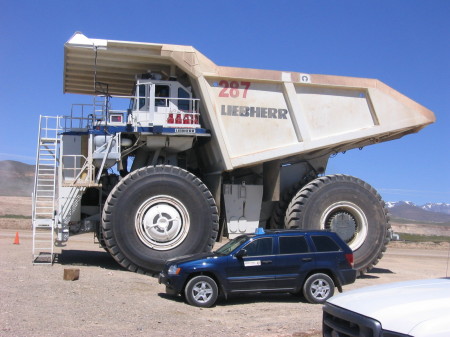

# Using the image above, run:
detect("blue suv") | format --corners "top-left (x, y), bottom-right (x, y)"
top-left (158, 229), bottom-right (356, 307)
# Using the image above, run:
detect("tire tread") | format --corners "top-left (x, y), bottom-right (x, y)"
top-left (102, 165), bottom-right (219, 275)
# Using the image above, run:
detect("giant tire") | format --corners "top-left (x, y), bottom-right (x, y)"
top-left (102, 165), bottom-right (219, 274)
top-left (269, 180), bottom-right (304, 229)
top-left (285, 174), bottom-right (390, 274)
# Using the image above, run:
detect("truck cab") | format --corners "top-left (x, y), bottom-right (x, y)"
top-left (104, 75), bottom-right (199, 131)
top-left (96, 74), bottom-right (201, 132)
top-left (131, 77), bottom-right (199, 128)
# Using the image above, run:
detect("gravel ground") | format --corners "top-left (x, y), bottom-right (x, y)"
top-left (1, 230), bottom-right (449, 337)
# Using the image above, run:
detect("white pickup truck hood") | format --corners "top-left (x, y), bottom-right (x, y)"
top-left (327, 278), bottom-right (450, 336)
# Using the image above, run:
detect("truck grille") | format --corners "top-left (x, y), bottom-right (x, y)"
top-left (322, 303), bottom-right (381, 337)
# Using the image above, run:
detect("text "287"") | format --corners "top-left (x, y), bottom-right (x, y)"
top-left (218, 80), bottom-right (251, 98)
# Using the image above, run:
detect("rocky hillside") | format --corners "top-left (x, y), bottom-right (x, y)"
top-left (0, 160), bottom-right (35, 197)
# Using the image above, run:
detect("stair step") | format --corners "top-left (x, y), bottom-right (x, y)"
top-left (33, 253), bottom-right (54, 264)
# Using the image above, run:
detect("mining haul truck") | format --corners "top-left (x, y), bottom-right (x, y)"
top-left (32, 32), bottom-right (435, 274)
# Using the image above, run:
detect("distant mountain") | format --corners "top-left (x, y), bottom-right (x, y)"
top-left (386, 201), bottom-right (450, 223)
top-left (0, 160), bottom-right (35, 197)
top-left (422, 203), bottom-right (450, 215)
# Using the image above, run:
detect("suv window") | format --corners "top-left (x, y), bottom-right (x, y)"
top-left (311, 235), bottom-right (341, 252)
top-left (244, 238), bottom-right (273, 256)
top-left (279, 236), bottom-right (309, 254)
top-left (215, 235), bottom-right (250, 255)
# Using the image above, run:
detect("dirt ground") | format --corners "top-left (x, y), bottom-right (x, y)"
top-left (0, 196), bottom-right (32, 231)
top-left (1, 196), bottom-right (449, 336)
top-left (0, 196), bottom-right (32, 217)
top-left (1, 229), bottom-right (449, 337)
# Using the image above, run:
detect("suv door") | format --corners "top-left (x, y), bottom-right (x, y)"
top-left (225, 237), bottom-right (278, 291)
top-left (275, 235), bottom-right (316, 290)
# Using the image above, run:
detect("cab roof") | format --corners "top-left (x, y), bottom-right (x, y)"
top-left (63, 32), bottom-right (216, 96)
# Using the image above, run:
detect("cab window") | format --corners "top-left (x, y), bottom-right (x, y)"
top-left (155, 85), bottom-right (170, 107)
top-left (178, 88), bottom-right (190, 111)
top-left (244, 238), bottom-right (273, 257)
top-left (138, 84), bottom-right (146, 110)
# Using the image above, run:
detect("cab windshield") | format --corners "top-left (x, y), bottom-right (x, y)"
top-left (214, 235), bottom-right (252, 255)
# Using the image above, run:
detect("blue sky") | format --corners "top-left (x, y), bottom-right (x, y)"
top-left (1, 1), bottom-right (449, 205)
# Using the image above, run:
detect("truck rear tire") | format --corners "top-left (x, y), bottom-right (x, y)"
top-left (102, 165), bottom-right (219, 274)
top-left (269, 180), bottom-right (303, 229)
top-left (285, 174), bottom-right (390, 274)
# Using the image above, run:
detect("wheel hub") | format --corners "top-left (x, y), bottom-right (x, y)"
top-left (193, 282), bottom-right (212, 303)
top-left (326, 211), bottom-right (357, 242)
top-left (311, 280), bottom-right (330, 299)
top-left (320, 201), bottom-right (368, 251)
top-left (136, 196), bottom-right (190, 250)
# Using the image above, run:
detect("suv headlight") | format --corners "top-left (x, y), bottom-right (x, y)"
top-left (168, 265), bottom-right (181, 275)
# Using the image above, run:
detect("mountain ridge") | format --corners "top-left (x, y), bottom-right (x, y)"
top-left (386, 201), bottom-right (450, 223)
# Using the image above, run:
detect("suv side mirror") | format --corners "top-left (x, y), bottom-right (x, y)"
top-left (235, 249), bottom-right (247, 259)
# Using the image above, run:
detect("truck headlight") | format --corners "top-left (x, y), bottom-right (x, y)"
top-left (168, 265), bottom-right (181, 275)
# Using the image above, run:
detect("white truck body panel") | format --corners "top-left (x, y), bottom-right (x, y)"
top-left (327, 278), bottom-right (450, 336)
top-left (64, 33), bottom-right (435, 172)
top-left (223, 184), bottom-right (263, 238)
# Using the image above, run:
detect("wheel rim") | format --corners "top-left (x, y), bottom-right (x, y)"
top-left (135, 195), bottom-right (190, 250)
top-left (192, 281), bottom-right (213, 304)
top-left (320, 201), bottom-right (368, 251)
top-left (310, 278), bottom-right (331, 299)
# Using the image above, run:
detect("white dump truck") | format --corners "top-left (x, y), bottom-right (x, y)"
top-left (32, 32), bottom-right (435, 274)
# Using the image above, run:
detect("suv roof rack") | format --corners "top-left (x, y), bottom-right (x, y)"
top-left (255, 228), bottom-right (332, 235)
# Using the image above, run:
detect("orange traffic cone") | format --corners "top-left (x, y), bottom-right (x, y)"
top-left (13, 232), bottom-right (20, 245)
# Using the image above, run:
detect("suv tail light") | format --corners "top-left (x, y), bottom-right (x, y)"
top-left (345, 253), bottom-right (354, 267)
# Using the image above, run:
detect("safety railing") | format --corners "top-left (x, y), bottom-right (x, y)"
top-left (61, 154), bottom-right (96, 186)
top-left (37, 115), bottom-right (62, 140)
top-left (62, 94), bottom-right (202, 131)
top-left (156, 97), bottom-right (201, 127)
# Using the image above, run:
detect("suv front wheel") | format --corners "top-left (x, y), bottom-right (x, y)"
top-left (184, 275), bottom-right (219, 308)
top-left (303, 273), bottom-right (335, 304)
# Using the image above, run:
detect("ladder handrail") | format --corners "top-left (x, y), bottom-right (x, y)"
top-left (32, 116), bottom-right (60, 221)
top-left (32, 115), bottom-right (61, 265)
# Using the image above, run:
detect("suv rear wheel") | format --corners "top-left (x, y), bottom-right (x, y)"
top-left (303, 273), bottom-right (335, 304)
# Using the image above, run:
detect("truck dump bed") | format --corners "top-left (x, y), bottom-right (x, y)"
top-left (64, 33), bottom-right (435, 171)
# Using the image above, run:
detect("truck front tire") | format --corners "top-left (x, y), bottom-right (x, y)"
top-left (102, 165), bottom-right (219, 274)
top-left (285, 174), bottom-right (390, 274)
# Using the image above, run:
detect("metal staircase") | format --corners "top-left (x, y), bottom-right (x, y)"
top-left (31, 100), bottom-right (120, 265)
top-left (32, 116), bottom-right (61, 264)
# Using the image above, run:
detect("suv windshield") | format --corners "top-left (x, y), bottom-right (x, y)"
top-left (215, 235), bottom-right (251, 255)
